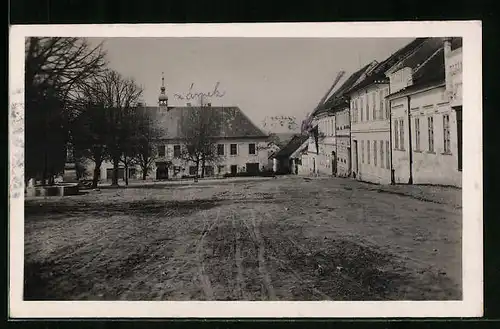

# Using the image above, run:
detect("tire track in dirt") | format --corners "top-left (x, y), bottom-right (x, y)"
top-left (122, 209), bottom-right (218, 299)
top-left (262, 213), bottom-right (333, 300)
top-left (193, 209), bottom-right (221, 300)
top-left (231, 212), bottom-right (245, 300)
top-left (250, 209), bottom-right (276, 300)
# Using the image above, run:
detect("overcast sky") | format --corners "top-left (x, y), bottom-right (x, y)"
top-left (89, 37), bottom-right (412, 133)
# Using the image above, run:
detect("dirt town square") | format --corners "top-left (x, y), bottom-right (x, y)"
top-left (25, 176), bottom-right (461, 300)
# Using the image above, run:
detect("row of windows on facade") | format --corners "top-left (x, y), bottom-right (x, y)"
top-left (393, 114), bottom-right (451, 154)
top-left (351, 88), bottom-right (390, 123)
top-left (360, 140), bottom-right (391, 169)
top-left (157, 143), bottom-right (257, 157)
top-left (181, 164), bottom-right (239, 175)
top-left (107, 164), bottom-right (244, 179)
top-left (317, 113), bottom-right (350, 137)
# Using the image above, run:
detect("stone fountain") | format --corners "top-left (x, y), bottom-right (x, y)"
top-left (26, 143), bottom-right (80, 197)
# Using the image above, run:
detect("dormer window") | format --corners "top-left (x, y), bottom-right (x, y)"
top-left (390, 67), bottom-right (413, 94)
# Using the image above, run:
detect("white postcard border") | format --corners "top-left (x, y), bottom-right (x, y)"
top-left (9, 21), bottom-right (483, 318)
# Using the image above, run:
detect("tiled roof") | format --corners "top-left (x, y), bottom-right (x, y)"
top-left (143, 106), bottom-right (268, 140)
top-left (316, 61), bottom-right (376, 114)
top-left (272, 134), bottom-right (309, 159)
top-left (386, 49), bottom-right (446, 97)
top-left (394, 38), bottom-right (444, 74)
top-left (412, 47), bottom-right (445, 85)
top-left (347, 38), bottom-right (429, 94)
top-left (386, 38), bottom-right (455, 97)
top-left (273, 132), bottom-right (296, 147)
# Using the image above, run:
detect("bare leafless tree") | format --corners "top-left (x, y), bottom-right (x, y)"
top-left (24, 37), bottom-right (107, 185)
top-left (134, 107), bottom-right (164, 180)
top-left (25, 37), bottom-right (107, 116)
top-left (71, 101), bottom-right (109, 188)
top-left (72, 69), bottom-right (143, 186)
top-left (178, 106), bottom-right (223, 182)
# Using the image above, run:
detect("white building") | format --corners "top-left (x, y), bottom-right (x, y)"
top-left (271, 134), bottom-right (309, 174)
top-left (386, 37), bottom-right (462, 187)
top-left (349, 38), bottom-right (428, 184)
top-left (318, 61), bottom-right (379, 177)
top-left (300, 78), bottom-right (340, 176)
top-left (90, 79), bottom-right (270, 182)
top-left (334, 107), bottom-right (352, 177)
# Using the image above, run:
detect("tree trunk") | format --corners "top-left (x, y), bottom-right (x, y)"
top-left (201, 157), bottom-right (206, 179)
top-left (112, 156), bottom-right (119, 186)
top-left (194, 160), bottom-right (199, 182)
top-left (142, 166), bottom-right (148, 180)
top-left (124, 161), bottom-right (129, 186)
top-left (92, 151), bottom-right (103, 188)
top-left (92, 162), bottom-right (101, 189)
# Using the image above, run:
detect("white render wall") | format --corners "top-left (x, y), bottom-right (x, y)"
top-left (335, 107), bottom-right (351, 177)
top-left (90, 138), bottom-right (269, 180)
top-left (300, 113), bottom-right (336, 176)
top-left (350, 83), bottom-right (392, 184)
top-left (391, 86), bottom-right (462, 187)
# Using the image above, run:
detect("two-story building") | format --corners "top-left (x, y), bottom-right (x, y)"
top-left (386, 37), bottom-right (462, 187)
top-left (300, 76), bottom-right (343, 176)
top-left (319, 61), bottom-right (378, 177)
top-left (151, 105), bottom-right (270, 179)
top-left (349, 38), bottom-right (427, 184)
top-left (94, 80), bottom-right (269, 181)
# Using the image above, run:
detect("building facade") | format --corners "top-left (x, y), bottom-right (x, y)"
top-left (347, 38), bottom-right (430, 184)
top-left (349, 82), bottom-right (392, 184)
top-left (301, 112), bottom-right (336, 175)
top-left (334, 106), bottom-right (352, 177)
top-left (153, 137), bottom-right (269, 178)
top-left (387, 37), bottom-right (462, 187)
top-left (271, 134), bottom-right (309, 174)
top-left (90, 133), bottom-right (269, 181)
top-left (88, 79), bottom-right (270, 182)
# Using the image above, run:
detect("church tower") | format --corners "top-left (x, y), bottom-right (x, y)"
top-left (158, 72), bottom-right (168, 109)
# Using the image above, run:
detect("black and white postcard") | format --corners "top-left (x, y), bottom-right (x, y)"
top-left (9, 22), bottom-right (483, 318)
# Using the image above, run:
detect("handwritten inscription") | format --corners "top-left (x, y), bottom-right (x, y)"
top-left (173, 82), bottom-right (226, 101)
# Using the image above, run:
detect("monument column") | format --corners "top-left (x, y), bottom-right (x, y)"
top-left (63, 142), bottom-right (78, 183)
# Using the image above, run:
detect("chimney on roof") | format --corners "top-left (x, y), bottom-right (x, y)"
top-left (443, 37), bottom-right (452, 57)
top-left (443, 37), bottom-right (453, 100)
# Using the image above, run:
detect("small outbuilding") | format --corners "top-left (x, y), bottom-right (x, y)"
top-left (271, 134), bottom-right (309, 174)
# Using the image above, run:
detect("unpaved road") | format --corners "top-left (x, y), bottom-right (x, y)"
top-left (24, 176), bottom-right (462, 300)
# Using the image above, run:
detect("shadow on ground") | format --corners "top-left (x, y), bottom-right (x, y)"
top-left (25, 199), bottom-right (220, 218)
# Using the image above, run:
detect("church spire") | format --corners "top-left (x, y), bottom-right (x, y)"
top-left (158, 71), bottom-right (168, 108)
